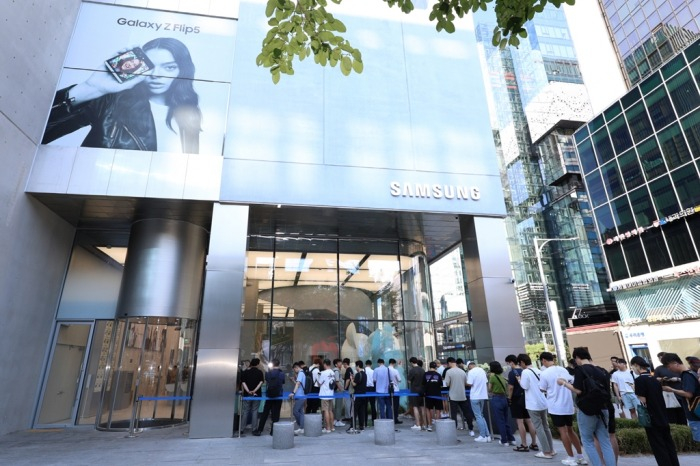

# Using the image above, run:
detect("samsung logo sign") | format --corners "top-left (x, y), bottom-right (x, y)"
top-left (390, 182), bottom-right (480, 200)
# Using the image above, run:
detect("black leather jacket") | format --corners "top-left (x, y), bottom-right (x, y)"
top-left (42, 86), bottom-right (199, 153)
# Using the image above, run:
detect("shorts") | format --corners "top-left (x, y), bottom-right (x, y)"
top-left (425, 396), bottom-right (443, 410)
top-left (321, 399), bottom-right (333, 412)
top-left (550, 414), bottom-right (573, 427)
top-left (409, 395), bottom-right (424, 409)
top-left (621, 392), bottom-right (639, 410)
top-left (510, 396), bottom-right (530, 419)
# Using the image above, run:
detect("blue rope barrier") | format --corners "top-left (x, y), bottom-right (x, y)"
top-left (241, 388), bottom-right (471, 401)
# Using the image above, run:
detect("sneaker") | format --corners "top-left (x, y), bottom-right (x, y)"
top-left (500, 442), bottom-right (510, 447)
top-left (321, 428), bottom-right (331, 433)
top-left (576, 458), bottom-right (588, 465)
top-left (474, 436), bottom-right (490, 443)
top-left (294, 429), bottom-right (304, 435)
top-left (561, 458), bottom-right (578, 466)
top-left (457, 426), bottom-right (465, 431)
top-left (534, 452), bottom-right (554, 459)
top-left (509, 441), bottom-right (518, 446)
top-left (395, 420), bottom-right (403, 424)
top-left (334, 420), bottom-right (345, 427)
top-left (411, 425), bottom-right (421, 430)
top-left (469, 430), bottom-right (475, 437)
top-left (426, 426), bottom-right (433, 432)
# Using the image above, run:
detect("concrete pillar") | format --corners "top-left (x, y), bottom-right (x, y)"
top-left (304, 413), bottom-right (322, 437)
top-left (374, 419), bottom-right (395, 445)
top-left (460, 216), bottom-right (524, 362)
top-left (272, 421), bottom-right (295, 449)
top-left (435, 418), bottom-right (458, 445)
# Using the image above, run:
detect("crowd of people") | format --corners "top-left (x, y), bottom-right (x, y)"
top-left (236, 349), bottom-right (700, 466)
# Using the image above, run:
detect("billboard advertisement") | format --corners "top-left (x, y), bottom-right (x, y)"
top-left (41, 3), bottom-right (237, 156)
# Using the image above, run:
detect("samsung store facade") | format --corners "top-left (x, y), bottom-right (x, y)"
top-left (2, 0), bottom-right (523, 438)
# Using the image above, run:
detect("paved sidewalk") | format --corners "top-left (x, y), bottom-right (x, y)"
top-left (1, 420), bottom-right (697, 465)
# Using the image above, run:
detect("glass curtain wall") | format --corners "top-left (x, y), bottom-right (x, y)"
top-left (241, 235), bottom-right (435, 391)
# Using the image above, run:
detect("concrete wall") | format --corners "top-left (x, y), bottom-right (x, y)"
top-left (0, 0), bottom-right (81, 435)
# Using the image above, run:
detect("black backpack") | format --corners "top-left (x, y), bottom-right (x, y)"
top-left (266, 368), bottom-right (284, 398)
top-left (302, 368), bottom-right (313, 394)
top-left (576, 365), bottom-right (610, 417)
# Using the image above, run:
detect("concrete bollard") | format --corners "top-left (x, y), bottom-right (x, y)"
top-left (272, 421), bottom-right (294, 449)
top-left (303, 413), bottom-right (322, 437)
top-left (374, 419), bottom-right (395, 446)
top-left (435, 419), bottom-right (458, 446)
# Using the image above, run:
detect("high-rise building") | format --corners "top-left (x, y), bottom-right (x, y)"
top-left (1, 1), bottom-right (525, 438)
top-left (598, 0), bottom-right (700, 87)
top-left (573, 35), bottom-right (700, 364)
top-left (473, 6), bottom-right (616, 344)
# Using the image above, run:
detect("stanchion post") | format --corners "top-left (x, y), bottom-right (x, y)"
top-left (127, 396), bottom-right (140, 438)
top-left (238, 391), bottom-right (243, 438)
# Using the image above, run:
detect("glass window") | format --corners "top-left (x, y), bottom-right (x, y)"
top-left (594, 204), bottom-right (617, 243)
top-left (611, 196), bottom-right (636, 232)
top-left (666, 69), bottom-right (700, 117)
top-left (576, 138), bottom-right (598, 174)
top-left (638, 137), bottom-right (667, 180)
top-left (618, 148), bottom-right (645, 190)
top-left (671, 163), bottom-right (700, 209)
top-left (649, 175), bottom-right (680, 218)
top-left (658, 123), bottom-right (692, 169)
top-left (691, 60), bottom-right (700, 90)
top-left (589, 115), bottom-right (605, 133)
top-left (608, 115), bottom-right (633, 154)
top-left (625, 101), bottom-right (654, 143)
top-left (604, 102), bottom-right (623, 121)
top-left (663, 220), bottom-right (698, 266)
top-left (660, 53), bottom-right (686, 80)
top-left (585, 170), bottom-right (608, 208)
top-left (601, 161), bottom-right (625, 199)
top-left (682, 108), bottom-right (700, 157)
top-left (574, 126), bottom-right (589, 145)
top-left (685, 39), bottom-right (700, 63)
top-left (591, 128), bottom-right (615, 164)
top-left (268, 319), bottom-right (339, 368)
top-left (621, 87), bottom-right (641, 108)
top-left (640, 70), bottom-right (662, 95)
top-left (340, 320), bottom-right (412, 371)
top-left (622, 237), bottom-right (650, 276)
top-left (685, 215), bottom-right (700, 257)
top-left (605, 243), bottom-right (629, 281)
top-left (629, 186), bottom-right (657, 227)
top-left (645, 86), bottom-right (676, 131)
top-left (641, 228), bottom-right (672, 271)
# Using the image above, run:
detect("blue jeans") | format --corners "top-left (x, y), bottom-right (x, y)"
top-left (471, 399), bottom-right (490, 437)
top-left (577, 409), bottom-right (615, 466)
top-left (491, 395), bottom-right (514, 443)
top-left (690, 420), bottom-right (700, 442)
top-left (377, 393), bottom-right (392, 419)
top-left (293, 398), bottom-right (305, 428)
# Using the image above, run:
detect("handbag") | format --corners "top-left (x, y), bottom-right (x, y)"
top-left (689, 396), bottom-right (700, 417)
top-left (637, 403), bottom-right (652, 428)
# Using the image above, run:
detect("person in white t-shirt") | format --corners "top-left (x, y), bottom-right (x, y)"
top-left (611, 359), bottom-right (639, 420)
top-left (517, 353), bottom-right (555, 459)
top-left (466, 361), bottom-right (491, 442)
top-left (318, 359), bottom-right (337, 433)
top-left (538, 352), bottom-right (586, 466)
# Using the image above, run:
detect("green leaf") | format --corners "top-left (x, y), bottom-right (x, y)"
top-left (444, 21), bottom-right (455, 33)
top-left (352, 59), bottom-right (363, 73)
top-left (341, 56), bottom-right (352, 75)
top-left (265, 0), bottom-right (276, 17)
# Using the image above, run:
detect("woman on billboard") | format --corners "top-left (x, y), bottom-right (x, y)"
top-left (42, 38), bottom-right (201, 154)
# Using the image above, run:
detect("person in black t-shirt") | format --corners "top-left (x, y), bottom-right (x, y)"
top-left (661, 352), bottom-right (700, 443)
top-left (505, 354), bottom-right (538, 452)
top-left (352, 360), bottom-right (368, 430)
top-left (240, 358), bottom-right (264, 432)
top-left (631, 356), bottom-right (680, 466)
top-left (655, 351), bottom-right (687, 425)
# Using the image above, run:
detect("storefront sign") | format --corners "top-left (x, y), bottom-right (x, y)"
top-left (609, 261), bottom-right (700, 291)
top-left (389, 182), bottom-right (481, 200)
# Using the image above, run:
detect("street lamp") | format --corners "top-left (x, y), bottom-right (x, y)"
top-left (534, 237), bottom-right (578, 367)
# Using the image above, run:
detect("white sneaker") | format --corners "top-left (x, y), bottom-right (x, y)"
top-left (294, 428), bottom-right (304, 435)
top-left (509, 441), bottom-right (517, 446)
top-left (334, 420), bottom-right (345, 427)
top-left (474, 436), bottom-right (490, 442)
top-left (576, 458), bottom-right (588, 465)
top-left (321, 428), bottom-right (331, 433)
top-left (562, 458), bottom-right (578, 466)
top-left (411, 425), bottom-right (421, 430)
top-left (469, 430), bottom-right (475, 437)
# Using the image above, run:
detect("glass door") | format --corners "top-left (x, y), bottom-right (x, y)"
top-left (35, 322), bottom-right (93, 427)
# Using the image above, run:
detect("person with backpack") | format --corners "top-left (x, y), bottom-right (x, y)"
top-left (252, 358), bottom-right (286, 436)
top-left (558, 347), bottom-right (616, 466)
top-left (306, 358), bottom-right (322, 414)
top-left (289, 361), bottom-right (306, 435)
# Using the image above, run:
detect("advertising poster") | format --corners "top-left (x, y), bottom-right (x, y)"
top-left (42, 3), bottom-right (237, 156)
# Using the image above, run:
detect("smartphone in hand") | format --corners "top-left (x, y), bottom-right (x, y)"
top-left (105, 47), bottom-right (154, 83)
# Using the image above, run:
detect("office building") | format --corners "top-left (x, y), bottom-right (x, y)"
top-left (1, 0), bottom-right (524, 438)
